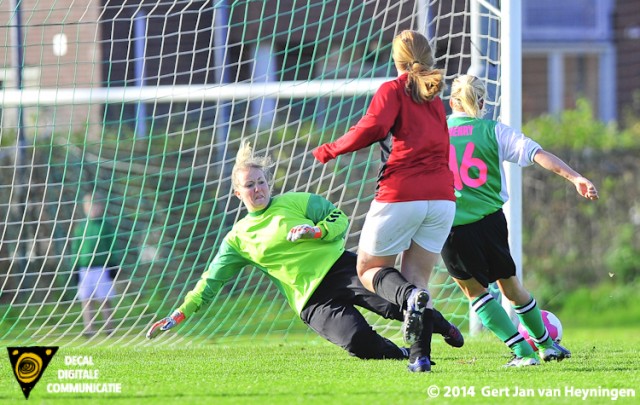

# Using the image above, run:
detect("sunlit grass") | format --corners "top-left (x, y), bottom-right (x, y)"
top-left (0, 327), bottom-right (637, 404)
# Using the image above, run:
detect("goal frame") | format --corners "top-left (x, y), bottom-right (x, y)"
top-left (0, 0), bottom-right (522, 342)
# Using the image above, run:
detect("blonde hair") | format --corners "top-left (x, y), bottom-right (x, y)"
top-left (450, 75), bottom-right (487, 118)
top-left (392, 30), bottom-right (445, 103)
top-left (231, 141), bottom-right (274, 191)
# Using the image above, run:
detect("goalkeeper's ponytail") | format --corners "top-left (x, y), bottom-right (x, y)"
top-left (231, 141), bottom-right (274, 191)
top-left (392, 30), bottom-right (445, 103)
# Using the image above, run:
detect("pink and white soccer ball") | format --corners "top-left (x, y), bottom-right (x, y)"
top-left (517, 310), bottom-right (563, 351)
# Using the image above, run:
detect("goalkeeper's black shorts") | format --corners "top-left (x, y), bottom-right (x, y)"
top-left (299, 251), bottom-right (406, 360)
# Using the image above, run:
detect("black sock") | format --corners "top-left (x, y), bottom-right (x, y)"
top-left (431, 309), bottom-right (451, 335)
top-left (409, 309), bottom-right (434, 361)
top-left (372, 267), bottom-right (415, 309)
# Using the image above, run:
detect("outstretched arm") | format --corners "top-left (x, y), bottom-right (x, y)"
top-left (533, 149), bottom-right (599, 200)
top-left (313, 82), bottom-right (400, 163)
top-left (147, 240), bottom-right (247, 339)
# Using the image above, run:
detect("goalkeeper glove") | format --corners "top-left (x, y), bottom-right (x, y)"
top-left (146, 310), bottom-right (186, 339)
top-left (286, 224), bottom-right (322, 242)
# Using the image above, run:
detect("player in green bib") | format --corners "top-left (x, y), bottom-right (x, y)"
top-left (147, 142), bottom-right (462, 362)
top-left (72, 194), bottom-right (121, 337)
top-left (442, 75), bottom-right (599, 367)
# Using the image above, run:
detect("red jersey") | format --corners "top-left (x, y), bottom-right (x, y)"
top-left (313, 73), bottom-right (455, 203)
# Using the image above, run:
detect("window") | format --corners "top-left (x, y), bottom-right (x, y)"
top-left (523, 0), bottom-right (613, 41)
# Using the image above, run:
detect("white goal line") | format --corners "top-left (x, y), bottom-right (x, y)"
top-left (0, 78), bottom-right (391, 107)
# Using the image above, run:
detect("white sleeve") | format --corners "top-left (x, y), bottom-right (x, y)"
top-left (495, 122), bottom-right (542, 167)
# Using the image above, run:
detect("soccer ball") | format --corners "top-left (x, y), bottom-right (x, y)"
top-left (517, 310), bottom-right (563, 351)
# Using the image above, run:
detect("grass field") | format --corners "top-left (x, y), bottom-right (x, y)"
top-left (1, 327), bottom-right (638, 404)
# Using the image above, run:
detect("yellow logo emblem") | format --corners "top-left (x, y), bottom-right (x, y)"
top-left (7, 347), bottom-right (58, 399)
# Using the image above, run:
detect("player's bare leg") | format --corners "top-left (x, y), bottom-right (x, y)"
top-left (81, 300), bottom-right (97, 338)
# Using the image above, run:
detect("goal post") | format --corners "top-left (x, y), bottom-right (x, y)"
top-left (500, 0), bottom-right (524, 324)
top-left (0, 0), bottom-right (519, 346)
top-left (465, 0), bottom-right (524, 333)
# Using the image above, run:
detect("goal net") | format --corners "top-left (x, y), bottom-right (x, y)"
top-left (0, 0), bottom-right (509, 346)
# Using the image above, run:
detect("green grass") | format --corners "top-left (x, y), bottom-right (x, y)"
top-left (1, 328), bottom-right (638, 404)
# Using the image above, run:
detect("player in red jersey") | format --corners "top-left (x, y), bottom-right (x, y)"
top-left (314, 30), bottom-right (458, 372)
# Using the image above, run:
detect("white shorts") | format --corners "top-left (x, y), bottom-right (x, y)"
top-left (358, 200), bottom-right (455, 256)
top-left (78, 267), bottom-right (115, 301)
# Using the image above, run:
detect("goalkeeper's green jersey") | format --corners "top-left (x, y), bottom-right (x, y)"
top-left (178, 192), bottom-right (349, 316)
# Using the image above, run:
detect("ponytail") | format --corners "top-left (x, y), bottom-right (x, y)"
top-left (450, 75), bottom-right (486, 118)
top-left (392, 30), bottom-right (445, 103)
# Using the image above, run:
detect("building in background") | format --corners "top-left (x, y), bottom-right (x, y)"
top-left (0, 0), bottom-right (101, 137)
top-left (1, 0), bottom-right (638, 136)
top-left (522, 0), bottom-right (616, 122)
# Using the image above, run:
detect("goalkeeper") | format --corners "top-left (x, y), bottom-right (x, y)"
top-left (147, 141), bottom-right (462, 360)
